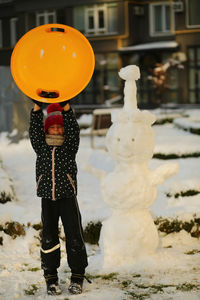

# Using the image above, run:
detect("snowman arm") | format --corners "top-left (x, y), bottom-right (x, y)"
top-left (151, 163), bottom-right (179, 185)
top-left (81, 163), bottom-right (106, 181)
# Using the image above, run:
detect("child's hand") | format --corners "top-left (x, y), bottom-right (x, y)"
top-left (59, 100), bottom-right (70, 107)
top-left (59, 100), bottom-right (70, 111)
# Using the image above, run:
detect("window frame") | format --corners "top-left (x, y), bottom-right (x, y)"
top-left (36, 10), bottom-right (57, 26)
top-left (186, 0), bottom-right (200, 28)
top-left (85, 4), bottom-right (108, 35)
top-left (149, 2), bottom-right (174, 37)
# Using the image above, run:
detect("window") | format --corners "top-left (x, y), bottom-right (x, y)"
top-left (0, 20), bottom-right (2, 48)
top-left (86, 5), bottom-right (107, 34)
top-left (187, 0), bottom-right (200, 27)
top-left (150, 2), bottom-right (173, 36)
top-left (74, 4), bottom-right (118, 35)
top-left (10, 17), bottom-right (18, 47)
top-left (188, 47), bottom-right (200, 103)
top-left (73, 6), bottom-right (85, 33)
top-left (36, 10), bottom-right (56, 26)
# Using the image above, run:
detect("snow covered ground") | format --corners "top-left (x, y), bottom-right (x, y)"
top-left (0, 107), bottom-right (200, 299)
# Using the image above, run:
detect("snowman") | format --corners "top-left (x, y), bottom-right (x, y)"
top-left (88, 65), bottom-right (178, 271)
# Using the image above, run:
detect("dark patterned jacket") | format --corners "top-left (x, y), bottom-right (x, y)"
top-left (29, 108), bottom-right (80, 200)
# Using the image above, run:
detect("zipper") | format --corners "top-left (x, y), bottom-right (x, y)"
top-left (36, 174), bottom-right (43, 190)
top-left (52, 147), bottom-right (56, 200)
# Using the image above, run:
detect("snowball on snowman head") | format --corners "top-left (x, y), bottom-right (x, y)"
top-left (118, 65), bottom-right (140, 81)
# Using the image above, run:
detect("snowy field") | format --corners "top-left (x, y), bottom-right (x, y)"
top-left (0, 107), bottom-right (200, 299)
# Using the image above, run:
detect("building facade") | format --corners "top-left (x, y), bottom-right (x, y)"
top-left (0, 0), bottom-right (200, 131)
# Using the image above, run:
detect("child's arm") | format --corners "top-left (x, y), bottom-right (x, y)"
top-left (29, 102), bottom-right (46, 153)
top-left (61, 103), bottom-right (80, 155)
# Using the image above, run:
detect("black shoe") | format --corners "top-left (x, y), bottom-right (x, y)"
top-left (46, 281), bottom-right (62, 295)
top-left (44, 272), bottom-right (61, 296)
top-left (68, 273), bottom-right (84, 295)
top-left (68, 281), bottom-right (83, 295)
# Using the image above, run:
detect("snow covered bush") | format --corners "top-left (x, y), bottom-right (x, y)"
top-left (3, 221), bottom-right (26, 239)
top-left (0, 162), bottom-right (16, 204)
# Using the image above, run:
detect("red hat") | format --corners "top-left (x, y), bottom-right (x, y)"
top-left (44, 103), bottom-right (63, 133)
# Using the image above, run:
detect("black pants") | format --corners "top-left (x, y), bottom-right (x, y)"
top-left (41, 196), bottom-right (88, 276)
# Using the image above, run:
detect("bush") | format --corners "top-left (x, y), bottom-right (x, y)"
top-left (153, 152), bottom-right (200, 159)
top-left (166, 189), bottom-right (200, 198)
top-left (4, 222), bottom-right (26, 239)
top-left (154, 217), bottom-right (200, 238)
top-left (0, 192), bottom-right (12, 204)
top-left (83, 221), bottom-right (102, 244)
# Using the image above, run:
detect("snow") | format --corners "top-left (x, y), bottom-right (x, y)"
top-left (0, 107), bottom-right (200, 299)
top-left (154, 124), bottom-right (200, 155)
top-left (77, 114), bottom-right (92, 129)
top-left (119, 41), bottom-right (179, 52)
top-left (174, 117), bottom-right (200, 130)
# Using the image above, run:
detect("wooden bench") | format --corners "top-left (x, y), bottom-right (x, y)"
top-left (90, 108), bottom-right (115, 148)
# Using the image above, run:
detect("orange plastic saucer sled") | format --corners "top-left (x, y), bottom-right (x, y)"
top-left (10, 24), bottom-right (95, 103)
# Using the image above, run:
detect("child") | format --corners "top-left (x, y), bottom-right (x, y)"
top-left (29, 100), bottom-right (88, 295)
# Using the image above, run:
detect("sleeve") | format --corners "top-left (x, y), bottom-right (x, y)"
top-left (62, 108), bottom-right (80, 155)
top-left (29, 109), bottom-right (46, 153)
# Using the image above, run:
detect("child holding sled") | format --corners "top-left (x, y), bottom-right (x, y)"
top-left (29, 99), bottom-right (88, 295)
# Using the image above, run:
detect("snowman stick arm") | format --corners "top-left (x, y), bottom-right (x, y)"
top-left (151, 163), bottom-right (179, 185)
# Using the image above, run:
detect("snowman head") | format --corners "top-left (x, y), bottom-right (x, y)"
top-left (106, 109), bottom-right (156, 164)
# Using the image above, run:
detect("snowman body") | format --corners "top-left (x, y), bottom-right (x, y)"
top-left (103, 164), bottom-right (157, 211)
top-left (100, 210), bottom-right (159, 268)
top-left (90, 65), bottom-right (178, 271)
top-left (99, 111), bottom-right (160, 268)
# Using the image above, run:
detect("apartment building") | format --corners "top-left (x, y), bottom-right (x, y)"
top-left (0, 0), bottom-right (199, 131)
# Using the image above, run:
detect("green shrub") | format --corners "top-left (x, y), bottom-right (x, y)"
top-left (154, 118), bottom-right (174, 125)
top-left (0, 192), bottom-right (12, 204)
top-left (24, 284), bottom-right (38, 295)
top-left (167, 189), bottom-right (200, 198)
top-left (83, 221), bottom-right (102, 244)
top-left (32, 223), bottom-right (42, 231)
top-left (154, 217), bottom-right (200, 237)
top-left (4, 222), bottom-right (26, 238)
top-left (153, 152), bottom-right (200, 159)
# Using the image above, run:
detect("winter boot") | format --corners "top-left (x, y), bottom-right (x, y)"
top-left (68, 273), bottom-right (92, 295)
top-left (68, 273), bottom-right (84, 295)
top-left (45, 274), bottom-right (62, 296)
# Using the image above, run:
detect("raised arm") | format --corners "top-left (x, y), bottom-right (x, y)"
top-left (61, 103), bottom-right (80, 155)
top-left (29, 102), bottom-right (46, 153)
